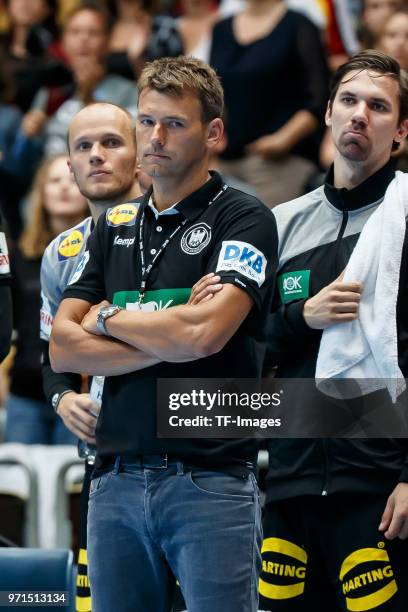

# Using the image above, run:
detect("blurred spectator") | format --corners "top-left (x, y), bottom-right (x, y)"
top-left (359, 0), bottom-right (402, 48)
top-left (107, 0), bottom-right (183, 79)
top-left (286, 0), bottom-right (326, 28)
top-left (0, 64), bottom-right (24, 240)
top-left (0, 203), bottom-right (12, 365)
top-left (0, 0), bottom-right (60, 111)
top-left (177, 0), bottom-right (218, 62)
top-left (21, 1), bottom-right (138, 156)
top-left (5, 154), bottom-right (87, 444)
top-left (377, 8), bottom-right (408, 68)
top-left (378, 9), bottom-right (408, 171)
top-left (210, 0), bottom-right (329, 207)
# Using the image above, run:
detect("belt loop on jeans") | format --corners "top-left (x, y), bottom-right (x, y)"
top-left (113, 456), bottom-right (121, 474)
top-left (176, 462), bottom-right (184, 476)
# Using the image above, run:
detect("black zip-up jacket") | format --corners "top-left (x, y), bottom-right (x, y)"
top-left (264, 160), bottom-right (408, 503)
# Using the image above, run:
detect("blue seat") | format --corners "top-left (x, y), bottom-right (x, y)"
top-left (0, 548), bottom-right (75, 611)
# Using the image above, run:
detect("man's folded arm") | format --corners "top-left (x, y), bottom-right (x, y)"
top-left (100, 283), bottom-right (253, 362)
top-left (50, 298), bottom-right (161, 375)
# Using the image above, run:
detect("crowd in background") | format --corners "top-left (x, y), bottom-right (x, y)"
top-left (1, 0), bottom-right (408, 444)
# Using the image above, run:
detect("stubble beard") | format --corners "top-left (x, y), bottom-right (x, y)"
top-left (337, 134), bottom-right (371, 163)
top-left (80, 180), bottom-right (134, 203)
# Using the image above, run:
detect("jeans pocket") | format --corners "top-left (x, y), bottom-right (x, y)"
top-left (188, 469), bottom-right (255, 500)
top-left (89, 471), bottom-right (112, 498)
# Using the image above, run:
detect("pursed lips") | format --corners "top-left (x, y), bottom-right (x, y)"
top-left (88, 170), bottom-right (111, 177)
top-left (344, 130), bottom-right (368, 140)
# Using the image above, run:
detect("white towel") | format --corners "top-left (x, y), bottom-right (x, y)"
top-left (316, 171), bottom-right (408, 402)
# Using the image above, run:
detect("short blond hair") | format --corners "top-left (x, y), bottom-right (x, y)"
top-left (138, 56), bottom-right (224, 123)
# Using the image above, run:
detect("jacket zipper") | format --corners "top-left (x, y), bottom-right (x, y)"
top-left (322, 209), bottom-right (349, 495)
top-left (321, 438), bottom-right (329, 495)
top-left (332, 210), bottom-right (349, 277)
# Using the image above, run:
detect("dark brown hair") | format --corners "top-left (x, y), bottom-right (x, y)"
top-left (138, 56), bottom-right (224, 123)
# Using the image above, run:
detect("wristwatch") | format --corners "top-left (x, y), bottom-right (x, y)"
top-left (51, 389), bottom-right (74, 413)
top-left (96, 304), bottom-right (122, 336)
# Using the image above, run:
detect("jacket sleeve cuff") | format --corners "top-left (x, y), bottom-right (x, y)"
top-left (285, 299), bottom-right (321, 337)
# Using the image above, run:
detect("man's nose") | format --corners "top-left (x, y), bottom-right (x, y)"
top-left (151, 123), bottom-right (165, 146)
top-left (351, 101), bottom-right (369, 125)
top-left (89, 142), bottom-right (105, 162)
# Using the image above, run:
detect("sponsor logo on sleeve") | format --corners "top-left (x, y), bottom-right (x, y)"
top-left (106, 203), bottom-right (138, 227)
top-left (278, 270), bottom-right (310, 304)
top-left (0, 232), bottom-right (10, 275)
top-left (58, 228), bottom-right (84, 260)
top-left (180, 223), bottom-right (211, 255)
top-left (216, 240), bottom-right (266, 287)
top-left (68, 251), bottom-right (90, 285)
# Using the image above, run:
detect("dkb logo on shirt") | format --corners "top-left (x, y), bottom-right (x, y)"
top-left (216, 240), bottom-right (267, 287)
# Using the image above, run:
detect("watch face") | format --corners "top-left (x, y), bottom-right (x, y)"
top-left (51, 393), bottom-right (59, 410)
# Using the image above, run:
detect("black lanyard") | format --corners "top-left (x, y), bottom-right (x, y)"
top-left (137, 184), bottom-right (228, 304)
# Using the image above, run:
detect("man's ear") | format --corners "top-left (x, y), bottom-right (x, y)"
top-left (394, 118), bottom-right (408, 145)
top-left (206, 118), bottom-right (224, 151)
top-left (67, 159), bottom-right (74, 176)
top-left (325, 101), bottom-right (332, 128)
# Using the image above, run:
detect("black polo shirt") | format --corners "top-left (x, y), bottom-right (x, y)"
top-left (63, 171), bottom-right (278, 468)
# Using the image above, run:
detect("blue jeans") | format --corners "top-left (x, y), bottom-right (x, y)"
top-left (88, 459), bottom-right (262, 612)
top-left (5, 393), bottom-right (77, 445)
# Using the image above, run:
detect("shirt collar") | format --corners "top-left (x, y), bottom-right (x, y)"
top-left (147, 198), bottom-right (180, 219)
top-left (324, 158), bottom-right (396, 211)
top-left (141, 171), bottom-right (226, 222)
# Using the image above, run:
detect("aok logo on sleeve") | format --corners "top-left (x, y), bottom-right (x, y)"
top-left (216, 240), bottom-right (267, 287)
top-left (278, 270), bottom-right (310, 303)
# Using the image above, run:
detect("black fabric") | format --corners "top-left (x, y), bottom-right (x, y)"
top-left (8, 246), bottom-right (45, 401)
top-left (63, 171), bottom-right (278, 466)
top-left (0, 285), bottom-right (12, 363)
top-left (259, 494), bottom-right (408, 611)
top-left (210, 9), bottom-right (329, 161)
top-left (41, 340), bottom-right (82, 408)
top-left (324, 159), bottom-right (397, 212)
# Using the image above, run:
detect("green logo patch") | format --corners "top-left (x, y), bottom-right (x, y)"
top-left (113, 288), bottom-right (191, 311)
top-left (278, 270), bottom-right (310, 304)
